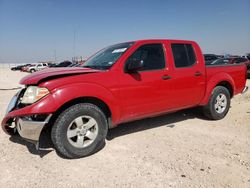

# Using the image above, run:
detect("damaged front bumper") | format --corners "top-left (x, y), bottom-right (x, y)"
top-left (16, 115), bottom-right (52, 142)
top-left (2, 88), bottom-right (55, 146)
top-left (2, 114), bottom-right (52, 145)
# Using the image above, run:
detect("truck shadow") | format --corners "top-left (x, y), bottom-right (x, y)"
top-left (8, 107), bottom-right (209, 158)
top-left (107, 107), bottom-right (208, 140)
top-left (9, 128), bottom-right (54, 158)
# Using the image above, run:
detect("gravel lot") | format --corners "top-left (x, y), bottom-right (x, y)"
top-left (0, 69), bottom-right (249, 188)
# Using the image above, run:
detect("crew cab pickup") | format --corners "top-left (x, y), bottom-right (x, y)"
top-left (2, 39), bottom-right (248, 158)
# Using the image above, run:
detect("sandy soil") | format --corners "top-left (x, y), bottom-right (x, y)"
top-left (0, 68), bottom-right (249, 188)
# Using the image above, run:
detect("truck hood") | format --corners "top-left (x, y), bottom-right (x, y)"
top-left (20, 67), bottom-right (104, 85)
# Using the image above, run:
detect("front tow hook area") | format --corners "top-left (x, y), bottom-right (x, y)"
top-left (16, 114), bottom-right (52, 149)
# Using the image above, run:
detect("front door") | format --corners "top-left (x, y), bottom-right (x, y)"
top-left (118, 43), bottom-right (174, 122)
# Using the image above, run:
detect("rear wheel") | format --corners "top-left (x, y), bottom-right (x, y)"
top-left (30, 69), bottom-right (35, 73)
top-left (202, 86), bottom-right (231, 120)
top-left (51, 103), bottom-right (108, 158)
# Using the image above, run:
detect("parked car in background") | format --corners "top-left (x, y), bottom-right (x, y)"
top-left (68, 61), bottom-right (86, 67)
top-left (228, 57), bottom-right (249, 64)
top-left (208, 58), bottom-right (229, 65)
top-left (27, 63), bottom-right (48, 73)
top-left (2, 39), bottom-right (248, 158)
top-left (204, 54), bottom-right (220, 65)
top-left (49, 61), bottom-right (72, 67)
top-left (21, 64), bottom-right (34, 72)
top-left (227, 57), bottom-right (250, 78)
top-left (247, 54), bottom-right (250, 60)
top-left (11, 64), bottom-right (31, 71)
top-left (241, 54), bottom-right (250, 60)
top-left (208, 57), bottom-right (250, 77)
top-left (68, 63), bottom-right (80, 67)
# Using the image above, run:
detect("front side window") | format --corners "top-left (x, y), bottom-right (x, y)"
top-left (82, 42), bottom-right (134, 70)
top-left (171, 44), bottom-right (196, 68)
top-left (126, 44), bottom-right (165, 71)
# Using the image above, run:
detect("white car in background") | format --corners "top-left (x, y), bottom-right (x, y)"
top-left (27, 63), bottom-right (48, 73)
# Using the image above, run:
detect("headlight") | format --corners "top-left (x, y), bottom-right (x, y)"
top-left (21, 86), bottom-right (49, 104)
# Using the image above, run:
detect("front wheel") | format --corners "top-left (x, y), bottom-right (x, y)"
top-left (51, 103), bottom-right (108, 159)
top-left (202, 86), bottom-right (231, 120)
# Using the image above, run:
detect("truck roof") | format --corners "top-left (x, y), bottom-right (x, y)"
top-left (134, 39), bottom-right (196, 44)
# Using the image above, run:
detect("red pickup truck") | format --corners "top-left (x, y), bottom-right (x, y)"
top-left (2, 39), bottom-right (248, 158)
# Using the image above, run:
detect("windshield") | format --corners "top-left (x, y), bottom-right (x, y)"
top-left (82, 42), bottom-right (134, 70)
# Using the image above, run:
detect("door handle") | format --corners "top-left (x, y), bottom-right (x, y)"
top-left (162, 75), bottom-right (171, 80)
top-left (194, 71), bottom-right (202, 76)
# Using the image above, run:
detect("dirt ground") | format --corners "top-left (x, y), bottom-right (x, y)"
top-left (0, 68), bottom-right (249, 188)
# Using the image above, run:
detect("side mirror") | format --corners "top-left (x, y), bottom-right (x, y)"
top-left (125, 59), bottom-right (144, 73)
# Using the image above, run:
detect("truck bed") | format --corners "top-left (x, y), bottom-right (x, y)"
top-left (206, 63), bottom-right (247, 95)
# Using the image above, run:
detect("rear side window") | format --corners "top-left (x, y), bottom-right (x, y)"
top-left (127, 44), bottom-right (165, 71)
top-left (171, 44), bottom-right (196, 68)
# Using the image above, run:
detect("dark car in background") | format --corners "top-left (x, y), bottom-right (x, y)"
top-left (49, 61), bottom-right (72, 67)
top-left (11, 64), bottom-right (31, 71)
top-left (228, 57), bottom-right (249, 64)
top-left (228, 57), bottom-right (250, 78)
top-left (207, 58), bottom-right (229, 65)
top-left (242, 54), bottom-right (250, 60)
top-left (208, 57), bottom-right (250, 78)
top-left (204, 54), bottom-right (220, 65)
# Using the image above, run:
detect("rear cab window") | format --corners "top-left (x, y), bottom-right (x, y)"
top-left (171, 43), bottom-right (197, 68)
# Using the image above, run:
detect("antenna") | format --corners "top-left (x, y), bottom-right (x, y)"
top-left (54, 50), bottom-right (57, 63)
top-left (73, 29), bottom-right (76, 59)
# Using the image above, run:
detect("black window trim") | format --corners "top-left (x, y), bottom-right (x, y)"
top-left (171, 43), bottom-right (197, 69)
top-left (124, 43), bottom-right (167, 73)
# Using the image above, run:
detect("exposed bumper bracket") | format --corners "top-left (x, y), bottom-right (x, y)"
top-left (16, 114), bottom-right (52, 142)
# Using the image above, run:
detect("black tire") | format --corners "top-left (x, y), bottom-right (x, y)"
top-left (30, 69), bottom-right (35, 73)
top-left (51, 103), bottom-right (108, 159)
top-left (202, 86), bottom-right (231, 120)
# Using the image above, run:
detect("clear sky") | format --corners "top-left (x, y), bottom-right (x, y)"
top-left (0, 0), bottom-right (250, 63)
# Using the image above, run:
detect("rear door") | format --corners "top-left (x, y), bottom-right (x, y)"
top-left (168, 42), bottom-right (206, 108)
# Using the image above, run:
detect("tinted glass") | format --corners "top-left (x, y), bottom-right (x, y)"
top-left (171, 44), bottom-right (196, 68)
top-left (186, 44), bottom-right (196, 65)
top-left (126, 44), bottom-right (165, 71)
